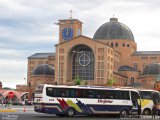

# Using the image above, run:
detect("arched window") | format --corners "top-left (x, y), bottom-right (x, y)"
top-left (72, 45), bottom-right (95, 80)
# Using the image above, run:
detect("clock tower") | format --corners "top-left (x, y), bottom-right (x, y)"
top-left (57, 18), bottom-right (83, 43)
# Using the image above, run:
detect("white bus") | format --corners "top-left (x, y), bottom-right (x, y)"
top-left (34, 84), bottom-right (141, 117)
top-left (138, 89), bottom-right (160, 115)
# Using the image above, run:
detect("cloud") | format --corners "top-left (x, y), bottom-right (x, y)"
top-left (0, 59), bottom-right (27, 88)
top-left (0, 0), bottom-right (160, 88)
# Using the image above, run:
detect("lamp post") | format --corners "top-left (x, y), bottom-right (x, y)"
top-left (23, 78), bottom-right (27, 110)
top-left (24, 78), bottom-right (27, 92)
top-left (54, 23), bottom-right (60, 85)
top-left (54, 22), bottom-right (65, 85)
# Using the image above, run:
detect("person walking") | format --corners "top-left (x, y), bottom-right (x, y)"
top-left (1, 99), bottom-right (4, 106)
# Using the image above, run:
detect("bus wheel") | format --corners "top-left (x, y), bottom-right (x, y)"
top-left (67, 108), bottom-right (75, 117)
top-left (143, 109), bottom-right (151, 115)
top-left (120, 109), bottom-right (128, 117)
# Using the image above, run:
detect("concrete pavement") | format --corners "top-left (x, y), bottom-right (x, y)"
top-left (0, 105), bottom-right (35, 114)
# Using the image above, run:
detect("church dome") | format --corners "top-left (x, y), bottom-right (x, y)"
top-left (93, 17), bottom-right (134, 41)
top-left (118, 65), bottom-right (137, 71)
top-left (142, 63), bottom-right (160, 75)
top-left (32, 64), bottom-right (55, 76)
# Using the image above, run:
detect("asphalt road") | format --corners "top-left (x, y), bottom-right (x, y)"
top-left (0, 105), bottom-right (160, 120)
top-left (0, 105), bottom-right (120, 120)
top-left (0, 113), bottom-right (121, 120)
top-left (1, 113), bottom-right (160, 120)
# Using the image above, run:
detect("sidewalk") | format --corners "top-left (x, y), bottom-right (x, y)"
top-left (0, 105), bottom-right (17, 113)
top-left (0, 105), bottom-right (35, 113)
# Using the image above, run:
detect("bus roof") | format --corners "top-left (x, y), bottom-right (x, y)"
top-left (42, 84), bottom-right (139, 92)
top-left (118, 86), bottom-right (159, 93)
top-left (137, 89), bottom-right (159, 93)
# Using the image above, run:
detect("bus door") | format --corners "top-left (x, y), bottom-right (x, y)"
top-left (131, 91), bottom-right (141, 115)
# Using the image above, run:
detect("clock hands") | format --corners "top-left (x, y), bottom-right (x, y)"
top-left (62, 27), bottom-right (73, 40)
top-left (66, 28), bottom-right (69, 36)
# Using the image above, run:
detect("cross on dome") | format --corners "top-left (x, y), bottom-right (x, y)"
top-left (70, 9), bottom-right (73, 19)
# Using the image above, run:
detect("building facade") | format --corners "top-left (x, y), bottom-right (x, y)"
top-left (24, 17), bottom-right (160, 95)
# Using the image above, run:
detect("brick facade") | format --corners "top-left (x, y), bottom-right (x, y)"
top-left (24, 17), bottom-right (160, 94)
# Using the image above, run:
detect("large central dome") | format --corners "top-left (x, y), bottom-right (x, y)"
top-left (93, 17), bottom-right (134, 41)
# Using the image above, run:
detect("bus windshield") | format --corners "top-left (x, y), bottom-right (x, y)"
top-left (35, 84), bottom-right (44, 94)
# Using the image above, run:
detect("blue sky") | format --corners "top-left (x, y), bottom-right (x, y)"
top-left (0, 0), bottom-right (160, 88)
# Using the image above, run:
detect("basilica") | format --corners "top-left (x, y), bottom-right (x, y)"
top-left (18, 16), bottom-right (160, 96)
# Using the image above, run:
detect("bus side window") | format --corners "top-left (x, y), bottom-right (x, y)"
top-left (76, 89), bottom-right (82, 98)
top-left (96, 90), bottom-right (102, 98)
top-left (61, 92), bottom-right (66, 97)
top-left (96, 90), bottom-right (105, 98)
top-left (82, 89), bottom-right (88, 98)
top-left (54, 88), bottom-right (59, 97)
top-left (60, 89), bottom-right (68, 97)
top-left (101, 90), bottom-right (106, 99)
top-left (106, 91), bottom-right (114, 99)
top-left (88, 90), bottom-right (94, 98)
top-left (69, 89), bottom-right (76, 98)
top-left (117, 91), bottom-right (130, 100)
top-left (46, 87), bottom-right (55, 97)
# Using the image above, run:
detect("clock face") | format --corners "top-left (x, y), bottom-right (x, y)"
top-left (62, 27), bottom-right (73, 40)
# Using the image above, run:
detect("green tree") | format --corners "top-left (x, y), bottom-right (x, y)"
top-left (3, 87), bottom-right (14, 90)
top-left (75, 75), bottom-right (81, 85)
top-left (107, 78), bottom-right (115, 86)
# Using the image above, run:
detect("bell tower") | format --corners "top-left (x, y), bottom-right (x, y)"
top-left (56, 10), bottom-right (83, 43)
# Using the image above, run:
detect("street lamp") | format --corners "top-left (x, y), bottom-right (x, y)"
top-left (24, 78), bottom-right (27, 92)
top-left (54, 22), bottom-right (65, 85)
top-left (23, 78), bottom-right (27, 108)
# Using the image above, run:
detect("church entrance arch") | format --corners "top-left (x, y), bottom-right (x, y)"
top-left (69, 45), bottom-right (95, 81)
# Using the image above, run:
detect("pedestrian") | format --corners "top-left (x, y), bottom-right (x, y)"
top-left (4, 99), bottom-right (7, 108)
top-left (1, 99), bottom-right (3, 106)
top-left (152, 105), bottom-right (158, 118)
top-left (5, 99), bottom-right (9, 108)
